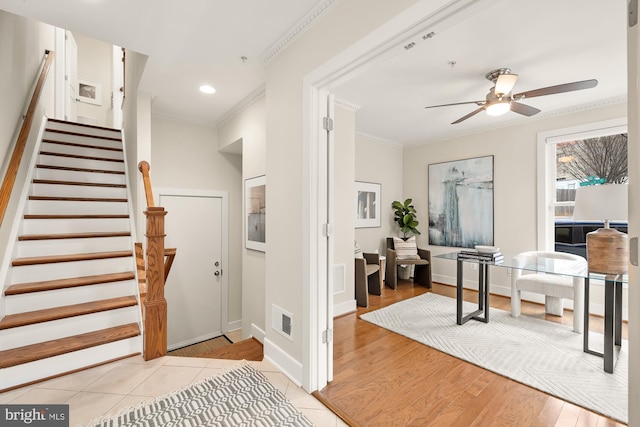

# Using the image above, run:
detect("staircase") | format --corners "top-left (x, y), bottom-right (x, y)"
top-left (0, 118), bottom-right (143, 391)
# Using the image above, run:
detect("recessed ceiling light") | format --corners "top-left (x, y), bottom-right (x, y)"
top-left (199, 84), bottom-right (216, 94)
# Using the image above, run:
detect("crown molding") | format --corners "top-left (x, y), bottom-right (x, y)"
top-left (151, 110), bottom-right (216, 128)
top-left (356, 131), bottom-right (403, 147)
top-left (404, 96), bottom-right (627, 148)
top-left (216, 85), bottom-right (266, 128)
top-left (261, 0), bottom-right (339, 65)
top-left (335, 98), bottom-right (361, 112)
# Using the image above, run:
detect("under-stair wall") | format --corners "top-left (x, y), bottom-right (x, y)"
top-left (0, 118), bottom-right (142, 391)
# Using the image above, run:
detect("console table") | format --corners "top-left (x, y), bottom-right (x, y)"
top-left (435, 251), bottom-right (627, 373)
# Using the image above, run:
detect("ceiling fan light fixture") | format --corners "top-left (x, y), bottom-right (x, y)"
top-left (495, 73), bottom-right (518, 96)
top-left (486, 101), bottom-right (511, 116)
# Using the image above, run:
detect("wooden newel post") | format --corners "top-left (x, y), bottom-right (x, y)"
top-left (143, 206), bottom-right (168, 360)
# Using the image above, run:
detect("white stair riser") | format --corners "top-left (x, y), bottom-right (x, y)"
top-left (38, 154), bottom-right (124, 172)
top-left (45, 121), bottom-right (121, 140)
top-left (0, 306), bottom-right (140, 350)
top-left (30, 183), bottom-right (127, 199)
top-left (21, 218), bottom-right (131, 235)
top-left (4, 279), bottom-right (138, 315)
top-left (15, 236), bottom-right (133, 258)
top-left (35, 168), bottom-right (126, 185)
top-left (10, 257), bottom-right (134, 283)
top-left (41, 142), bottom-right (124, 161)
top-left (42, 132), bottom-right (123, 151)
top-left (0, 336), bottom-right (141, 391)
top-left (25, 200), bottom-right (129, 215)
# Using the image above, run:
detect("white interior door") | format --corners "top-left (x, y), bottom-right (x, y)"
top-left (64, 30), bottom-right (77, 122)
top-left (160, 193), bottom-right (225, 350)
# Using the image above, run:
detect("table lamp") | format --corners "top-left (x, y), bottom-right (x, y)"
top-left (573, 183), bottom-right (628, 275)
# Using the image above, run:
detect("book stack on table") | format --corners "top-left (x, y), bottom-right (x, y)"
top-left (457, 249), bottom-right (504, 264)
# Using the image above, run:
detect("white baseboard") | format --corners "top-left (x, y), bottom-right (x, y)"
top-left (226, 319), bottom-right (242, 333)
top-left (334, 299), bottom-right (356, 317)
top-left (251, 323), bottom-right (265, 344)
top-left (263, 337), bottom-right (303, 387)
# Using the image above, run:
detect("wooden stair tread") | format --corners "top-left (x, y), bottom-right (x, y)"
top-left (24, 214), bottom-right (129, 219)
top-left (0, 296), bottom-right (138, 330)
top-left (42, 139), bottom-right (123, 152)
top-left (12, 250), bottom-right (133, 266)
top-left (47, 118), bottom-right (122, 134)
top-left (44, 128), bottom-right (122, 142)
top-left (39, 151), bottom-right (124, 163)
top-left (29, 196), bottom-right (127, 202)
top-left (37, 164), bottom-right (125, 175)
top-left (19, 231), bottom-right (131, 241)
top-left (0, 323), bottom-right (140, 369)
top-left (5, 272), bottom-right (136, 295)
top-left (32, 179), bottom-right (126, 188)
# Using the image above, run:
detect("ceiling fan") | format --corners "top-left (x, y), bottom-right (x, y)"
top-left (424, 68), bottom-right (598, 124)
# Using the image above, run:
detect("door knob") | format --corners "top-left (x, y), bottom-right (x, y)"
top-left (215, 261), bottom-right (220, 267)
top-left (214, 271), bottom-right (220, 276)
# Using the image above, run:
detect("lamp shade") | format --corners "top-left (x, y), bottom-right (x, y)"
top-left (573, 183), bottom-right (628, 223)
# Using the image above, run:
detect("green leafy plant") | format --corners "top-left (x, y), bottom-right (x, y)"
top-left (392, 199), bottom-right (420, 238)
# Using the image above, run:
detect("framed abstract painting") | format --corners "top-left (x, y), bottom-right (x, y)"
top-left (428, 155), bottom-right (494, 248)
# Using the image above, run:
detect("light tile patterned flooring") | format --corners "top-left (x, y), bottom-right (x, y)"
top-left (0, 356), bottom-right (346, 426)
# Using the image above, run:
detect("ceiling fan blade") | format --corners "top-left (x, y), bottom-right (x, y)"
top-left (510, 102), bottom-right (541, 117)
top-left (451, 106), bottom-right (485, 124)
top-left (514, 79), bottom-right (598, 99)
top-left (495, 73), bottom-right (518, 96)
top-left (425, 100), bottom-right (484, 109)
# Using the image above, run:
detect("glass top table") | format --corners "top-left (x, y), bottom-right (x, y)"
top-left (435, 250), bottom-right (626, 373)
top-left (435, 251), bottom-right (627, 283)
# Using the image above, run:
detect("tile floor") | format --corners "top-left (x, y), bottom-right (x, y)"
top-left (0, 355), bottom-right (347, 427)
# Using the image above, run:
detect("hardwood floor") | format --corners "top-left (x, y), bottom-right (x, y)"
top-left (315, 280), bottom-right (627, 427)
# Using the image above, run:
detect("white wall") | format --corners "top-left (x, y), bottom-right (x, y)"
top-left (355, 134), bottom-right (404, 255)
top-left (74, 33), bottom-right (113, 128)
top-left (404, 102), bottom-right (627, 312)
top-left (150, 117), bottom-right (243, 326)
top-left (218, 94), bottom-right (267, 339)
top-left (0, 10), bottom-right (56, 272)
top-left (265, 0), bottom-right (419, 381)
top-left (0, 10), bottom-right (55, 172)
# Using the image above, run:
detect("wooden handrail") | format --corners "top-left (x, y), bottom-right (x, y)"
top-left (138, 161), bottom-right (154, 207)
top-left (0, 50), bottom-right (55, 227)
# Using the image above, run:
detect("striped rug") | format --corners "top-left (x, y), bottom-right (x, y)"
top-left (85, 364), bottom-right (313, 426)
top-left (361, 293), bottom-right (628, 424)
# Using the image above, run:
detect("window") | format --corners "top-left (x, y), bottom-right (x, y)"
top-left (536, 118), bottom-right (627, 252)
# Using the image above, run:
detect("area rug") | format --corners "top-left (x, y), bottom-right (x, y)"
top-left (85, 364), bottom-right (313, 427)
top-left (360, 293), bottom-right (628, 423)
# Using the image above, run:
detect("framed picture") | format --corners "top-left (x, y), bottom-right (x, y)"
top-left (78, 79), bottom-right (102, 105)
top-left (355, 181), bottom-right (381, 228)
top-left (428, 155), bottom-right (494, 248)
top-left (245, 175), bottom-right (266, 252)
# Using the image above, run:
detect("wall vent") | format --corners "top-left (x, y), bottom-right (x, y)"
top-left (272, 304), bottom-right (293, 341)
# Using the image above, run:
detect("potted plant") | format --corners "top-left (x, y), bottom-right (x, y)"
top-left (391, 199), bottom-right (420, 238)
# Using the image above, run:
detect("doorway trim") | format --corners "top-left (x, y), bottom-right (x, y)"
top-left (300, 0), bottom-right (514, 392)
top-left (155, 187), bottom-right (230, 333)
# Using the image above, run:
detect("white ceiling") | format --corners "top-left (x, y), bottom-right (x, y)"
top-left (0, 0), bottom-right (328, 126)
top-left (333, 0), bottom-right (628, 145)
top-left (0, 0), bottom-right (628, 145)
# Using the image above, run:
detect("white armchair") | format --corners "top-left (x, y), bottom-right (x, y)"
top-left (510, 251), bottom-right (587, 333)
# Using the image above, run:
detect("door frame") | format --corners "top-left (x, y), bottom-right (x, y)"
top-left (155, 187), bottom-right (230, 334)
top-left (300, 0), bottom-right (527, 393)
